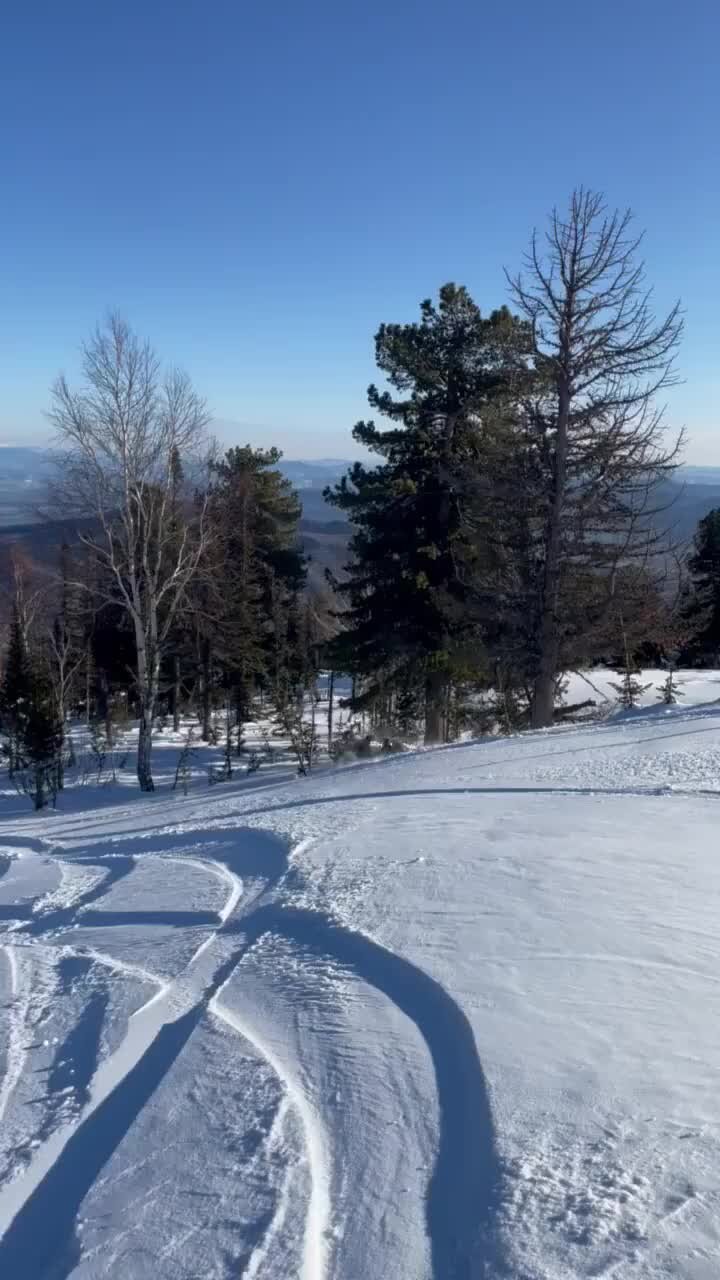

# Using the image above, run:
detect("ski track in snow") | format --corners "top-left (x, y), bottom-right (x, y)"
top-left (243, 1097), bottom-right (297, 1280)
top-left (0, 816), bottom-right (500, 1279)
top-left (0, 945), bottom-right (23, 1131)
top-left (4, 706), bottom-right (718, 1278)
top-left (0, 830), bottom-right (345, 1278)
top-left (210, 980), bottom-right (332, 1280)
top-left (0, 834), bottom-right (255, 1264)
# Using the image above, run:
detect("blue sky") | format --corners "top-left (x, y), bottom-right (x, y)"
top-left (2, 0), bottom-right (719, 460)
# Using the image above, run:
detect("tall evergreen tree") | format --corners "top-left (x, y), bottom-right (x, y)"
top-left (327, 284), bottom-right (529, 743)
top-left (0, 607), bottom-right (63, 808)
top-left (205, 446), bottom-right (306, 733)
top-left (165, 445), bottom-right (188, 732)
top-left (0, 603), bottom-right (33, 772)
top-left (22, 660), bottom-right (64, 809)
top-left (682, 509), bottom-right (720, 663)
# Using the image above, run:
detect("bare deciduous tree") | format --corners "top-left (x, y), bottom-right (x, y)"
top-left (0, 547), bottom-right (48, 643)
top-left (49, 315), bottom-right (211, 790)
top-left (508, 189), bottom-right (684, 727)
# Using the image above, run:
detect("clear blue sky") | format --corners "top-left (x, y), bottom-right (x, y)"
top-left (2, 0), bottom-right (718, 460)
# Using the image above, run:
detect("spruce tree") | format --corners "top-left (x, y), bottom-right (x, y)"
top-left (327, 284), bottom-right (528, 743)
top-left (23, 662), bottom-right (64, 809)
top-left (608, 619), bottom-right (652, 710)
top-left (682, 509), bottom-right (720, 664)
top-left (0, 613), bottom-right (62, 808)
top-left (0, 603), bottom-right (33, 773)
top-left (206, 446), bottom-right (306, 734)
top-left (657, 670), bottom-right (684, 705)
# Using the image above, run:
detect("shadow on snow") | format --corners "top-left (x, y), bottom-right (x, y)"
top-left (0, 825), bottom-right (508, 1277)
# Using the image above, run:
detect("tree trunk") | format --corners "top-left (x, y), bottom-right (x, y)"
top-left (53, 690), bottom-right (65, 791)
top-left (235, 682), bottom-right (249, 755)
top-left (224, 706), bottom-right (234, 777)
top-left (85, 643), bottom-right (92, 726)
top-left (424, 668), bottom-right (446, 745)
top-left (327, 670), bottom-right (335, 750)
top-left (135, 624), bottom-right (157, 791)
top-left (137, 704), bottom-right (155, 791)
top-left (309, 694), bottom-right (316, 771)
top-left (172, 654), bottom-right (181, 733)
top-left (34, 766), bottom-right (45, 811)
top-left (531, 642), bottom-right (560, 729)
top-left (96, 667), bottom-right (109, 735)
top-left (531, 377), bottom-right (570, 729)
top-left (200, 638), bottom-right (211, 740)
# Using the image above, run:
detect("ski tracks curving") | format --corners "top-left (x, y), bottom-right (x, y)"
top-left (0, 825), bottom-right (504, 1279)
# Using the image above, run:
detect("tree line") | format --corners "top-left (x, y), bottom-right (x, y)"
top-left (0, 319), bottom-right (329, 800)
top-left (1, 188), bottom-right (719, 805)
top-left (327, 189), bottom-right (698, 740)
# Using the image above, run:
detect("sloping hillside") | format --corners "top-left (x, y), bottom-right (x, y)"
top-left (1, 691), bottom-right (720, 1277)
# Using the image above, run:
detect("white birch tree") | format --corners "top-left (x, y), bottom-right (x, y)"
top-left (49, 315), bottom-right (211, 790)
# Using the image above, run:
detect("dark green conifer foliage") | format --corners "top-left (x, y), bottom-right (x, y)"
top-left (0, 603), bottom-right (33, 770)
top-left (0, 609), bottom-right (63, 808)
top-left (208, 446), bottom-right (306, 729)
top-left (682, 509), bottom-right (720, 663)
top-left (327, 284), bottom-right (528, 743)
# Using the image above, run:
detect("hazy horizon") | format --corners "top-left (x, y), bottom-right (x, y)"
top-left (1, 428), bottom-right (720, 471)
top-left (2, 406), bottom-right (719, 466)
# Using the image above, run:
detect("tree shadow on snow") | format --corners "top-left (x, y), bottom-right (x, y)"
top-left (0, 1006), bottom-right (203, 1280)
top-left (227, 903), bottom-right (509, 1279)
top-left (0, 829), bottom-right (511, 1278)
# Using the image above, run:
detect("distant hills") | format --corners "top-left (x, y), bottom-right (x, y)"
top-left (681, 466), bottom-right (720, 486)
top-left (0, 446), bottom-right (54, 526)
top-left (0, 447), bottom-right (349, 528)
top-left (1, 448), bottom-right (720, 586)
top-left (0, 447), bottom-right (351, 587)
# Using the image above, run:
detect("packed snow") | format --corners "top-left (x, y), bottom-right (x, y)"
top-left (1, 673), bottom-right (720, 1278)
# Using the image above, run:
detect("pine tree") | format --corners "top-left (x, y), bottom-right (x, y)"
top-left (327, 284), bottom-right (528, 744)
top-left (608, 621), bottom-right (652, 709)
top-left (166, 446), bottom-right (188, 732)
top-left (610, 666), bottom-right (652, 710)
top-left (657, 670), bottom-right (685, 705)
top-left (682, 509), bottom-right (720, 664)
top-left (23, 662), bottom-right (64, 809)
top-left (394, 675), bottom-right (424, 737)
top-left (0, 615), bottom-right (63, 808)
top-left (206, 446), bottom-right (306, 735)
top-left (0, 603), bottom-right (33, 773)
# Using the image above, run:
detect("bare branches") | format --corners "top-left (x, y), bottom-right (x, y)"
top-left (508, 189), bottom-right (683, 404)
top-left (506, 189), bottom-right (684, 726)
top-left (48, 315), bottom-right (211, 790)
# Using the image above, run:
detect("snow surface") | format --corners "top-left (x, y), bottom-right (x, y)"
top-left (1, 676), bottom-right (720, 1277)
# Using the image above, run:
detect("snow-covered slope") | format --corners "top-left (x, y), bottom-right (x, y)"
top-left (1, 697), bottom-right (720, 1278)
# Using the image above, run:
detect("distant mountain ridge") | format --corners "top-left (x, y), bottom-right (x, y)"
top-left (2, 446), bottom-right (720, 551)
top-left (0, 449), bottom-right (352, 588)
top-left (0, 448), bottom-right (350, 526)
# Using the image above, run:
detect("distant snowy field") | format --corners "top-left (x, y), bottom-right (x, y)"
top-left (1, 673), bottom-right (720, 1278)
top-left (563, 667), bottom-right (720, 711)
